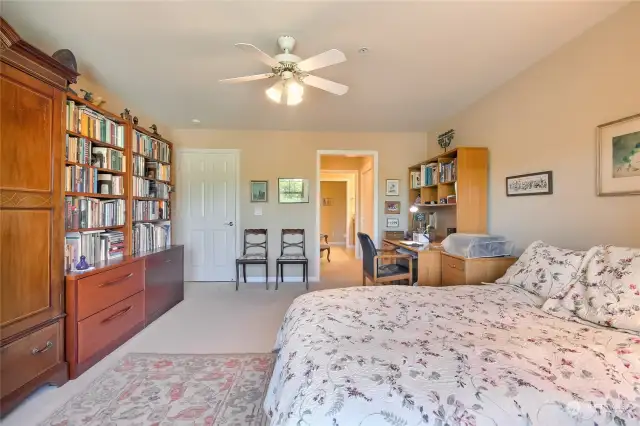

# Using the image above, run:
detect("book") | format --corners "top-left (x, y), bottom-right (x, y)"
top-left (133, 130), bottom-right (171, 162)
top-left (64, 196), bottom-right (125, 229)
top-left (133, 221), bottom-right (171, 254)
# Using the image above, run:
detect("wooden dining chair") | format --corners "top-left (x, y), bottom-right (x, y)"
top-left (276, 229), bottom-right (308, 290)
top-left (357, 232), bottom-right (413, 285)
top-left (236, 229), bottom-right (268, 290)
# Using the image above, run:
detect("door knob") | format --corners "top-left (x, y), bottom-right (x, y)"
top-left (224, 221), bottom-right (234, 226)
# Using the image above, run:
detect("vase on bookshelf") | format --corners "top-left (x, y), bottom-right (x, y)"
top-left (76, 255), bottom-right (89, 270)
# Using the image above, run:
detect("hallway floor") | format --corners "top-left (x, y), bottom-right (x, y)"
top-left (4, 252), bottom-right (364, 426)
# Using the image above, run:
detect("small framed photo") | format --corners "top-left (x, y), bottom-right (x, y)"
top-left (384, 201), bottom-right (401, 214)
top-left (250, 180), bottom-right (268, 202)
top-left (506, 171), bottom-right (553, 197)
top-left (597, 113), bottom-right (640, 196)
top-left (386, 217), bottom-right (400, 228)
top-left (385, 179), bottom-right (400, 196)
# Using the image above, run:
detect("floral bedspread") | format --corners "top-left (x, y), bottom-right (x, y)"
top-left (264, 285), bottom-right (640, 426)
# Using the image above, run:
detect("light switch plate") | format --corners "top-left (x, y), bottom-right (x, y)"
top-left (254, 206), bottom-right (263, 216)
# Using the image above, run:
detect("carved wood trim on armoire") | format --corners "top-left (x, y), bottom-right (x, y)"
top-left (0, 17), bottom-right (79, 415)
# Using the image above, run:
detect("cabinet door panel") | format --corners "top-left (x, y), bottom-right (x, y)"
top-left (0, 63), bottom-right (64, 341)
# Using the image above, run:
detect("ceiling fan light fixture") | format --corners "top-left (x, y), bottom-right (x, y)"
top-left (265, 81), bottom-right (283, 104)
top-left (286, 80), bottom-right (304, 106)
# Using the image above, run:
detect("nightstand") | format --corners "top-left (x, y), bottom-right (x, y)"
top-left (441, 253), bottom-right (517, 286)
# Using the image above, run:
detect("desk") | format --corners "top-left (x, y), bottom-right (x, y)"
top-left (382, 239), bottom-right (443, 286)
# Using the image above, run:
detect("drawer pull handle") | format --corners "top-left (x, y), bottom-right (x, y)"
top-left (449, 263), bottom-right (458, 269)
top-left (99, 273), bottom-right (133, 288)
top-left (31, 341), bottom-right (53, 355)
top-left (165, 259), bottom-right (172, 263)
top-left (101, 306), bottom-right (133, 324)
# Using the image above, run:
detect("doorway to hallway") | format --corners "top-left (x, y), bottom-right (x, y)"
top-left (316, 151), bottom-right (378, 282)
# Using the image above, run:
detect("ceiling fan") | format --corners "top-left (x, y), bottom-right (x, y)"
top-left (219, 36), bottom-right (348, 106)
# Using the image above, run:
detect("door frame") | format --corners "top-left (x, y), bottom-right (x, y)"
top-left (176, 149), bottom-right (242, 277)
top-left (316, 150), bottom-right (379, 274)
top-left (320, 170), bottom-right (358, 248)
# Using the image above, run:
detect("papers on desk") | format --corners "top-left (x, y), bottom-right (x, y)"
top-left (399, 240), bottom-right (423, 246)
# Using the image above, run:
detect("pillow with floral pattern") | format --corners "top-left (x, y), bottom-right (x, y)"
top-left (542, 245), bottom-right (640, 334)
top-left (495, 240), bottom-right (586, 301)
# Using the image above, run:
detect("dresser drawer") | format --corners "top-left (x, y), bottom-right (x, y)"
top-left (441, 254), bottom-right (467, 286)
top-left (76, 260), bottom-right (145, 321)
top-left (77, 292), bottom-right (144, 363)
top-left (0, 321), bottom-right (63, 398)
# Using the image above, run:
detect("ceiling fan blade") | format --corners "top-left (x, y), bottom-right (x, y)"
top-left (219, 73), bottom-right (275, 84)
top-left (302, 75), bottom-right (349, 96)
top-left (297, 49), bottom-right (346, 72)
top-left (235, 43), bottom-right (280, 68)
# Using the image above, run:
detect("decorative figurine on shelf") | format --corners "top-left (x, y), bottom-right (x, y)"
top-left (121, 108), bottom-right (132, 121)
top-left (79, 89), bottom-right (93, 102)
top-left (91, 97), bottom-right (106, 107)
top-left (150, 124), bottom-right (160, 136)
top-left (133, 116), bottom-right (139, 126)
top-left (52, 49), bottom-right (78, 95)
top-left (75, 255), bottom-right (90, 271)
top-left (437, 129), bottom-right (455, 152)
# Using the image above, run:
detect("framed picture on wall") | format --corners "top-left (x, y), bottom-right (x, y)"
top-left (506, 171), bottom-right (553, 197)
top-left (597, 113), bottom-right (640, 196)
top-left (386, 217), bottom-right (400, 228)
top-left (250, 180), bottom-right (268, 202)
top-left (384, 201), bottom-right (401, 214)
top-left (385, 179), bottom-right (400, 196)
top-left (278, 178), bottom-right (310, 203)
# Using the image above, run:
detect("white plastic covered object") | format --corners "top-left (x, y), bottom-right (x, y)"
top-left (442, 233), bottom-right (514, 258)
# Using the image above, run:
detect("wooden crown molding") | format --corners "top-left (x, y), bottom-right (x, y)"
top-left (1, 17), bottom-right (79, 86)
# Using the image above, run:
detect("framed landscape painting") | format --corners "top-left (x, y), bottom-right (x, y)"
top-left (278, 178), bottom-right (310, 203)
top-left (250, 181), bottom-right (268, 202)
top-left (597, 113), bottom-right (640, 196)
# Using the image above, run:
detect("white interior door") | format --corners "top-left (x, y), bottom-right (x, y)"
top-left (176, 151), bottom-right (237, 281)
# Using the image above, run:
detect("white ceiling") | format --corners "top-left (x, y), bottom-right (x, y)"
top-left (3, 1), bottom-right (626, 131)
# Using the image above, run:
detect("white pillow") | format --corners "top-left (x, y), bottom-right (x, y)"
top-left (496, 240), bottom-right (586, 302)
top-left (542, 245), bottom-right (640, 334)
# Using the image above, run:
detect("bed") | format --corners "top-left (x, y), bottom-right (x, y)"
top-left (264, 284), bottom-right (639, 426)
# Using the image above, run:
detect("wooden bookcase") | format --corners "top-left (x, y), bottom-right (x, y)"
top-left (408, 147), bottom-right (488, 235)
top-left (63, 95), bottom-right (175, 269)
top-left (129, 125), bottom-right (174, 255)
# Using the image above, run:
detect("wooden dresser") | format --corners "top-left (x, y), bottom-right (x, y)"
top-left (0, 18), bottom-right (78, 414)
top-left (65, 246), bottom-right (184, 379)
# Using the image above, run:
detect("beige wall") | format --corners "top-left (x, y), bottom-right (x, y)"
top-left (171, 130), bottom-right (427, 279)
top-left (70, 75), bottom-right (173, 138)
top-left (320, 182), bottom-right (348, 243)
top-left (427, 3), bottom-right (640, 251)
top-left (359, 156), bottom-right (375, 238)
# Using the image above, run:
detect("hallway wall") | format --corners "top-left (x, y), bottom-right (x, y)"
top-left (320, 182), bottom-right (348, 243)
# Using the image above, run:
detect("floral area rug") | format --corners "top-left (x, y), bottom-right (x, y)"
top-left (41, 353), bottom-right (275, 425)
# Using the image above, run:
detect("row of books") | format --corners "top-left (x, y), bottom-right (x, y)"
top-left (133, 157), bottom-right (171, 182)
top-left (64, 230), bottom-right (124, 271)
top-left (65, 165), bottom-right (124, 195)
top-left (65, 197), bottom-right (125, 230)
top-left (93, 147), bottom-right (125, 172)
top-left (410, 160), bottom-right (458, 188)
top-left (66, 101), bottom-right (125, 147)
top-left (65, 135), bottom-right (91, 165)
top-left (133, 177), bottom-right (170, 199)
top-left (133, 130), bottom-right (171, 163)
top-left (440, 159), bottom-right (457, 183)
top-left (133, 200), bottom-right (170, 221)
top-left (133, 222), bottom-right (171, 254)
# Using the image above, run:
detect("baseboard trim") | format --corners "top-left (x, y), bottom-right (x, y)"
top-left (244, 276), bottom-right (320, 283)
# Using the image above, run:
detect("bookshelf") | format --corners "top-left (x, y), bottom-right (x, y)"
top-left (130, 125), bottom-right (174, 255)
top-left (408, 147), bottom-right (488, 236)
top-left (63, 96), bottom-right (175, 270)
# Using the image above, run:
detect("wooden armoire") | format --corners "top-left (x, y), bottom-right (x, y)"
top-left (0, 18), bottom-right (79, 413)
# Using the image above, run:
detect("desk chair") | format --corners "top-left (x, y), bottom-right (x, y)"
top-left (236, 229), bottom-right (268, 290)
top-left (276, 229), bottom-right (309, 290)
top-left (357, 232), bottom-right (413, 285)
